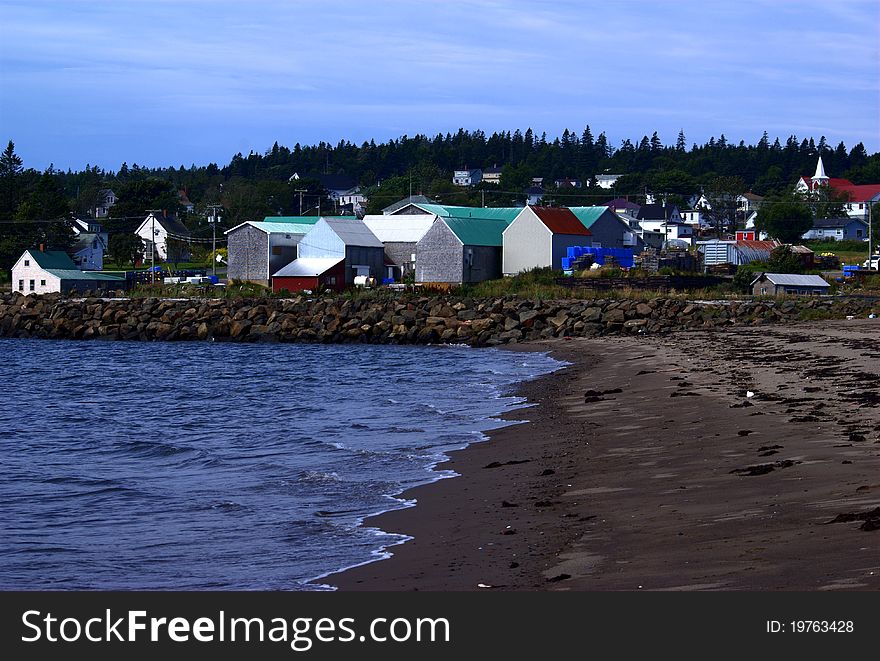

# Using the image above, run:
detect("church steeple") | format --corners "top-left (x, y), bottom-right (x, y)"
top-left (812, 156), bottom-right (829, 189)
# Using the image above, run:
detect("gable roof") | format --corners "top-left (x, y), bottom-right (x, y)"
top-left (528, 206), bottom-right (591, 235)
top-left (604, 198), bottom-right (641, 212)
top-left (442, 217), bottom-right (508, 246)
top-left (323, 217), bottom-right (383, 247)
top-left (262, 216), bottom-right (321, 225)
top-left (416, 204), bottom-right (521, 223)
top-left (27, 249), bottom-right (78, 270)
top-left (362, 214), bottom-right (436, 242)
top-left (568, 206), bottom-right (614, 229)
top-left (751, 273), bottom-right (830, 288)
top-left (811, 216), bottom-right (867, 229)
top-left (146, 212), bottom-right (190, 237)
top-left (235, 221), bottom-right (318, 236)
top-left (382, 195), bottom-right (437, 215)
top-left (636, 204), bottom-right (678, 221)
top-left (272, 256), bottom-right (344, 278)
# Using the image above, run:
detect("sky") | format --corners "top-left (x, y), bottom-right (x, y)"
top-left (1, 0), bottom-right (878, 172)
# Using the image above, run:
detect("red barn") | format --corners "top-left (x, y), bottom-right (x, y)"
top-left (272, 257), bottom-right (345, 293)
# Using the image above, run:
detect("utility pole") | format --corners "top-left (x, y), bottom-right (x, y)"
top-left (207, 204), bottom-right (222, 276)
top-left (294, 189), bottom-right (306, 216)
top-left (146, 209), bottom-right (162, 284)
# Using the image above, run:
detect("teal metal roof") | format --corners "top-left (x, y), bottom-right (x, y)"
top-left (28, 250), bottom-right (77, 270)
top-left (262, 216), bottom-right (321, 224)
top-left (46, 269), bottom-right (126, 281)
top-left (443, 217), bottom-right (508, 247)
top-left (568, 207), bottom-right (610, 229)
top-left (248, 222), bottom-right (316, 235)
top-left (416, 204), bottom-right (521, 223)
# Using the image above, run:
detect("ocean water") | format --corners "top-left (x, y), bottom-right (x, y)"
top-left (0, 338), bottom-right (563, 590)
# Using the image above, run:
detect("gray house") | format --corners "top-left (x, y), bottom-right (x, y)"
top-left (801, 217), bottom-right (868, 242)
top-left (569, 207), bottom-right (641, 249)
top-left (415, 216), bottom-right (509, 284)
top-left (277, 217), bottom-right (385, 289)
top-left (502, 206), bottom-right (592, 275)
top-left (225, 219), bottom-right (318, 286)
top-left (750, 272), bottom-right (830, 296)
top-left (362, 213), bottom-right (436, 280)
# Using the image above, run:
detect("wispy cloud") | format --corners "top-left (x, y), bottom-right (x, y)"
top-left (1, 0), bottom-right (876, 169)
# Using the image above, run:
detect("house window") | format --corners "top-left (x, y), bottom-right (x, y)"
top-left (29, 280), bottom-right (35, 291)
top-left (24, 259), bottom-right (29, 266)
top-left (857, 230), bottom-right (863, 237)
top-left (18, 279), bottom-right (23, 291)
top-left (329, 276), bottom-right (336, 285)
top-left (40, 279), bottom-right (46, 286)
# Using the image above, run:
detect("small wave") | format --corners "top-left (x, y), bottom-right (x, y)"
top-left (387, 426), bottom-right (425, 434)
top-left (299, 470), bottom-right (342, 484)
top-left (350, 423), bottom-right (369, 430)
top-left (116, 439), bottom-right (197, 458)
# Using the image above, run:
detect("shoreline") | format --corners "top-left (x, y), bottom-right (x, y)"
top-left (326, 320), bottom-right (880, 591)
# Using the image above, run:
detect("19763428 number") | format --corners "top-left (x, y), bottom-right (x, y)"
top-left (767, 620), bottom-right (854, 633)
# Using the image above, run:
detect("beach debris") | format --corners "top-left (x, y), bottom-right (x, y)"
top-left (869, 313), bottom-right (877, 319)
top-left (509, 562), bottom-right (520, 569)
top-left (477, 583), bottom-right (495, 589)
top-left (746, 391), bottom-right (755, 398)
top-left (826, 507), bottom-right (880, 531)
top-left (483, 459), bottom-right (531, 469)
top-left (737, 430), bottom-right (754, 436)
top-left (846, 315), bottom-right (855, 320)
top-left (539, 469), bottom-right (555, 476)
top-left (848, 432), bottom-right (867, 443)
top-left (546, 573), bottom-right (572, 583)
top-left (501, 500), bottom-right (519, 508)
top-left (502, 527), bottom-right (517, 535)
top-left (730, 459), bottom-right (800, 476)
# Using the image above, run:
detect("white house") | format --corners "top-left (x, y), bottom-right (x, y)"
top-left (482, 167), bottom-right (503, 185)
top-left (135, 212), bottom-right (191, 262)
top-left (70, 217), bottom-right (108, 270)
top-left (595, 174), bottom-right (622, 189)
top-left (11, 248), bottom-right (125, 295)
top-left (95, 189), bottom-right (116, 218)
top-left (802, 217), bottom-right (868, 242)
top-left (525, 186), bottom-right (544, 206)
top-left (453, 169), bottom-right (482, 186)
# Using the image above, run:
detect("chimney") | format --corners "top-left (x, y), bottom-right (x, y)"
top-left (39, 244), bottom-right (45, 252)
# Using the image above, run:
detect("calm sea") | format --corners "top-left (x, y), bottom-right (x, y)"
top-left (0, 338), bottom-right (563, 590)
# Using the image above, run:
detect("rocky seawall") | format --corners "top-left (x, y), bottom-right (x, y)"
top-left (0, 292), bottom-right (876, 346)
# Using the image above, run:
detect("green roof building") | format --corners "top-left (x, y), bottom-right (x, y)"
top-left (11, 249), bottom-right (125, 295)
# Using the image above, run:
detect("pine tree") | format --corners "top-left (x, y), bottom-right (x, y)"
top-left (676, 129), bottom-right (686, 152)
top-left (0, 140), bottom-right (24, 219)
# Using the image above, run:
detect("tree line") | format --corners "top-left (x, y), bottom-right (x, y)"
top-left (1, 127), bottom-right (879, 270)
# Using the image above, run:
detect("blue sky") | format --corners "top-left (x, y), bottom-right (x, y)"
top-left (1, 0), bottom-right (878, 171)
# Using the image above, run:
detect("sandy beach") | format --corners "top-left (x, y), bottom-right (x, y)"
top-left (327, 319), bottom-right (880, 591)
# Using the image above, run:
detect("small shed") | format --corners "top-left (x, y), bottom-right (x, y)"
top-left (225, 219), bottom-right (319, 286)
top-left (750, 272), bottom-right (830, 296)
top-left (272, 217), bottom-right (384, 292)
top-left (272, 257), bottom-right (345, 293)
top-left (502, 206), bottom-right (592, 275)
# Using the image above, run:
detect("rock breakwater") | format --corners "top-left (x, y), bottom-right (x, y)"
top-left (0, 292), bottom-right (875, 346)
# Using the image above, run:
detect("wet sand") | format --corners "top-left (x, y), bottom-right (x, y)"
top-left (327, 319), bottom-right (880, 590)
